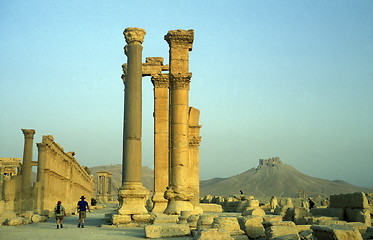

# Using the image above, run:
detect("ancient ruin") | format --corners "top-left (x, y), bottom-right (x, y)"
top-left (0, 129), bottom-right (94, 221)
top-left (118, 28), bottom-right (202, 217)
top-left (96, 171), bottom-right (113, 203)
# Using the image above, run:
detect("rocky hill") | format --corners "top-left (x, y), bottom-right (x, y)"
top-left (200, 157), bottom-right (372, 198)
top-left (89, 158), bottom-right (372, 198)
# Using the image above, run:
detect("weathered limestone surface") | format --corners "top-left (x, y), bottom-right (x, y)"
top-left (237, 215), bottom-right (265, 238)
top-left (144, 223), bottom-right (190, 238)
top-left (111, 214), bottom-right (132, 225)
top-left (330, 192), bottom-right (369, 209)
top-left (164, 29), bottom-right (196, 214)
top-left (211, 216), bottom-right (245, 236)
top-left (119, 27), bottom-right (149, 216)
top-left (310, 207), bottom-right (344, 220)
top-left (151, 71), bottom-right (170, 213)
top-left (345, 208), bottom-right (371, 226)
top-left (242, 207), bottom-right (266, 216)
top-left (264, 226), bottom-right (299, 240)
top-left (199, 203), bottom-right (223, 213)
top-left (311, 224), bottom-right (363, 240)
top-left (194, 228), bottom-right (234, 240)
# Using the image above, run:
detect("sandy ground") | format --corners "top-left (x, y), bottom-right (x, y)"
top-left (0, 206), bottom-right (193, 240)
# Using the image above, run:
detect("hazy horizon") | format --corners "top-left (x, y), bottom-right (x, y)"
top-left (1, 1), bottom-right (372, 188)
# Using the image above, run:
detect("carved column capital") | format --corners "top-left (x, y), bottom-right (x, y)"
top-left (21, 129), bottom-right (35, 139)
top-left (152, 74), bottom-right (169, 88)
top-left (36, 143), bottom-right (48, 151)
top-left (124, 28), bottom-right (146, 45)
top-left (170, 73), bottom-right (192, 90)
top-left (165, 29), bottom-right (194, 50)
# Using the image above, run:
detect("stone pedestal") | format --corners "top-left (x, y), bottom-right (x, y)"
top-left (1, 179), bottom-right (16, 218)
top-left (118, 27), bottom-right (149, 215)
top-left (164, 29), bottom-right (195, 214)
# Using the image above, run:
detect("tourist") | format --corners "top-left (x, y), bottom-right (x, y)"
top-left (54, 201), bottom-right (66, 229)
top-left (77, 196), bottom-right (90, 228)
top-left (308, 197), bottom-right (315, 209)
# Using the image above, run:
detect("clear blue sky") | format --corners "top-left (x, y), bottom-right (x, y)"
top-left (1, 1), bottom-right (372, 187)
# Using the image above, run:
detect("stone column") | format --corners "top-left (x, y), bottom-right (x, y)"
top-left (151, 73), bottom-right (169, 213)
top-left (118, 27), bottom-right (148, 215)
top-left (0, 179), bottom-right (16, 218)
top-left (21, 129), bottom-right (36, 212)
top-left (164, 29), bottom-right (196, 214)
top-left (36, 142), bottom-right (47, 213)
top-left (188, 107), bottom-right (202, 206)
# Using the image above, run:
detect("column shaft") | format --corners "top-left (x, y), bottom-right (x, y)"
top-left (21, 129), bottom-right (35, 190)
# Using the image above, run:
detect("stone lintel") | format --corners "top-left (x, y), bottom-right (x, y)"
top-left (165, 29), bottom-right (194, 50)
top-left (21, 129), bottom-right (36, 139)
top-left (124, 27), bottom-right (146, 45)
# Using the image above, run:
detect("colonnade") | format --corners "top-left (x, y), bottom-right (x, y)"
top-left (96, 171), bottom-right (113, 203)
top-left (119, 28), bottom-right (202, 216)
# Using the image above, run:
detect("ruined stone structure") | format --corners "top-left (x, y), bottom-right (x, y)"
top-left (96, 171), bottom-right (113, 203)
top-left (118, 28), bottom-right (202, 217)
top-left (0, 130), bottom-right (94, 218)
top-left (118, 27), bottom-right (149, 216)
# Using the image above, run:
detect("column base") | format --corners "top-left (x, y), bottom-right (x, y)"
top-left (164, 199), bottom-right (195, 215)
top-left (151, 192), bottom-right (168, 213)
top-left (118, 182), bottom-right (149, 215)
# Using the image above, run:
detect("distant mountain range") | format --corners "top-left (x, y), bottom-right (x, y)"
top-left (89, 158), bottom-right (372, 198)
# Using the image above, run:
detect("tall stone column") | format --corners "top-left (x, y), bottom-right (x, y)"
top-left (36, 142), bottom-right (47, 213)
top-left (21, 129), bottom-right (35, 212)
top-left (164, 29), bottom-right (196, 214)
top-left (118, 27), bottom-right (148, 215)
top-left (0, 179), bottom-right (17, 218)
top-left (151, 73), bottom-right (169, 213)
top-left (188, 107), bottom-right (202, 206)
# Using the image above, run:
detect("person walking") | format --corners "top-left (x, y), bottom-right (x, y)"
top-left (77, 196), bottom-right (90, 228)
top-left (54, 201), bottom-right (66, 229)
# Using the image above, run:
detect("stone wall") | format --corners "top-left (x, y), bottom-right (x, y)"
top-left (34, 135), bottom-right (94, 213)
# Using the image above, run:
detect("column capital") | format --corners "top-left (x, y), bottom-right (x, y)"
top-left (151, 74), bottom-right (169, 88)
top-left (189, 136), bottom-right (202, 146)
top-left (21, 129), bottom-right (35, 139)
top-left (165, 29), bottom-right (194, 50)
top-left (170, 73), bottom-right (192, 90)
top-left (124, 28), bottom-right (146, 45)
top-left (36, 143), bottom-right (48, 151)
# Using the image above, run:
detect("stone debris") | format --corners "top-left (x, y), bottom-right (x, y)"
top-left (144, 223), bottom-right (190, 238)
top-left (237, 215), bottom-right (265, 238)
top-left (194, 228), bottom-right (234, 240)
top-left (311, 224), bottom-right (363, 240)
top-left (211, 216), bottom-right (245, 236)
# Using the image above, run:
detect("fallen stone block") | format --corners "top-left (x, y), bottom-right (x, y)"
top-left (187, 215), bottom-right (199, 229)
top-left (310, 207), bottom-right (344, 220)
top-left (293, 207), bottom-right (312, 225)
top-left (199, 203), bottom-right (223, 213)
top-left (345, 222), bottom-right (367, 235)
top-left (263, 214), bottom-right (283, 222)
top-left (330, 192), bottom-right (369, 209)
top-left (242, 207), bottom-right (266, 216)
top-left (194, 228), bottom-right (233, 240)
top-left (311, 224), bottom-right (363, 240)
top-left (111, 214), bottom-right (131, 225)
top-left (151, 214), bottom-right (179, 224)
top-left (145, 223), bottom-right (190, 239)
top-left (265, 225), bottom-right (299, 239)
top-left (295, 225), bottom-right (311, 233)
top-left (263, 221), bottom-right (296, 228)
top-left (299, 229), bottom-right (313, 240)
top-left (362, 226), bottom-right (373, 239)
top-left (6, 217), bottom-right (25, 226)
top-left (31, 214), bottom-right (48, 223)
top-left (345, 208), bottom-right (371, 226)
top-left (132, 214), bottom-right (151, 222)
top-left (197, 214), bottom-right (218, 230)
top-left (273, 233), bottom-right (300, 240)
top-left (211, 216), bottom-right (245, 236)
top-left (237, 215), bottom-right (265, 238)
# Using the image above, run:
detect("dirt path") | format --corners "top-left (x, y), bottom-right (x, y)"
top-left (0, 206), bottom-right (194, 240)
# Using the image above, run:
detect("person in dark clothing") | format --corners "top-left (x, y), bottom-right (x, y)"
top-left (77, 196), bottom-right (90, 228)
top-left (54, 201), bottom-right (66, 229)
top-left (308, 198), bottom-right (315, 209)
